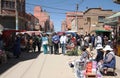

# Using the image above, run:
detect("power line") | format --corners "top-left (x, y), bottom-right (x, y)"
top-left (26, 9), bottom-right (66, 15)
top-left (26, 2), bottom-right (75, 12)
top-left (45, 0), bottom-right (68, 5)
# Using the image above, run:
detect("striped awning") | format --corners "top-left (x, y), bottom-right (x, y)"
top-left (104, 12), bottom-right (120, 25)
top-left (106, 12), bottom-right (120, 19)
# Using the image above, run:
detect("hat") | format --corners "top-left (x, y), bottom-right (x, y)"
top-left (96, 44), bottom-right (103, 49)
top-left (103, 45), bottom-right (113, 51)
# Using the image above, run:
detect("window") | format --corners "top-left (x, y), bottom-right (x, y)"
top-left (87, 17), bottom-right (91, 22)
top-left (86, 17), bottom-right (91, 25)
top-left (2, 1), bottom-right (15, 10)
top-left (98, 16), bottom-right (105, 23)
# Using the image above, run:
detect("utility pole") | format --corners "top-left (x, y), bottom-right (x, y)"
top-left (75, 4), bottom-right (79, 32)
top-left (15, 0), bottom-right (18, 30)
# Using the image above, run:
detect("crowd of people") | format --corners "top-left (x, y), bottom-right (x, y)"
top-left (68, 32), bottom-right (116, 76)
top-left (0, 31), bottom-right (116, 56)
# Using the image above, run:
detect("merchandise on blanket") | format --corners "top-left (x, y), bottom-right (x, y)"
top-left (75, 70), bottom-right (86, 78)
top-left (96, 70), bottom-right (102, 78)
top-left (86, 61), bottom-right (97, 74)
top-left (74, 60), bottom-right (85, 70)
top-left (92, 61), bottom-right (97, 73)
top-left (86, 62), bottom-right (92, 73)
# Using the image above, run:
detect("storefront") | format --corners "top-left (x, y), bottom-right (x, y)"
top-left (104, 12), bottom-right (120, 56)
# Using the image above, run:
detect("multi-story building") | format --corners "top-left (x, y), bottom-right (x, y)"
top-left (34, 6), bottom-right (54, 32)
top-left (65, 12), bottom-right (83, 30)
top-left (84, 8), bottom-right (115, 34)
top-left (25, 13), bottom-right (39, 31)
top-left (0, 0), bottom-right (26, 30)
top-left (61, 20), bottom-right (67, 31)
top-left (62, 8), bottom-right (115, 34)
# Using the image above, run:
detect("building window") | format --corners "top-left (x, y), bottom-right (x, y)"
top-left (86, 17), bottom-right (91, 25)
top-left (2, 1), bottom-right (15, 10)
top-left (98, 16), bottom-right (105, 23)
top-left (87, 17), bottom-right (91, 22)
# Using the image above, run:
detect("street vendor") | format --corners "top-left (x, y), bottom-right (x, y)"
top-left (95, 44), bottom-right (104, 63)
top-left (84, 43), bottom-right (93, 59)
top-left (68, 46), bottom-right (89, 78)
top-left (102, 45), bottom-right (116, 74)
top-left (80, 46), bottom-right (89, 62)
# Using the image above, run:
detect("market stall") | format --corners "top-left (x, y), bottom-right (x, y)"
top-left (70, 60), bottom-right (102, 78)
top-left (104, 12), bottom-right (120, 56)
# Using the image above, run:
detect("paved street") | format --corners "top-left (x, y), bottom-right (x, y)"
top-left (0, 51), bottom-right (120, 78)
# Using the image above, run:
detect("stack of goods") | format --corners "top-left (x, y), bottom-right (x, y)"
top-left (85, 61), bottom-right (97, 78)
top-left (92, 61), bottom-right (97, 74)
top-left (86, 62), bottom-right (92, 74)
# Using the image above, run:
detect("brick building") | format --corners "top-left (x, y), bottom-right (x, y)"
top-left (25, 13), bottom-right (39, 31)
top-left (61, 20), bottom-right (67, 31)
top-left (34, 6), bottom-right (54, 32)
top-left (0, 0), bottom-right (27, 30)
top-left (64, 12), bottom-right (83, 30)
top-left (61, 8), bottom-right (115, 34)
top-left (83, 8), bottom-right (115, 34)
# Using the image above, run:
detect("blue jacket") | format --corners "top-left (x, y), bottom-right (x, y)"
top-left (103, 52), bottom-right (116, 68)
top-left (52, 35), bottom-right (59, 44)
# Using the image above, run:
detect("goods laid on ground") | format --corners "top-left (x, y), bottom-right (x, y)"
top-left (85, 61), bottom-right (102, 78)
top-left (85, 61), bottom-right (97, 78)
top-left (70, 60), bottom-right (102, 78)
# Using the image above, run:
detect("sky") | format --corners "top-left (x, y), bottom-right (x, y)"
top-left (26, 0), bottom-right (120, 32)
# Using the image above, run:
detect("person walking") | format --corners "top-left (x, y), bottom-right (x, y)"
top-left (36, 35), bottom-right (42, 52)
top-left (48, 34), bottom-right (53, 54)
top-left (32, 33), bottom-right (37, 52)
top-left (13, 34), bottom-right (21, 58)
top-left (42, 33), bottom-right (48, 54)
top-left (52, 32), bottom-right (60, 54)
top-left (60, 33), bottom-right (67, 54)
